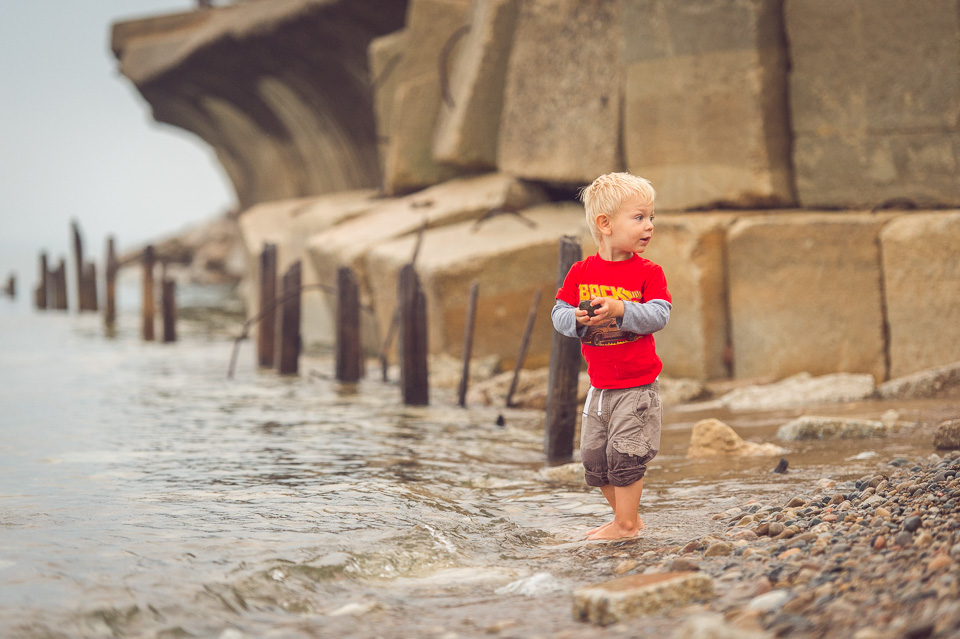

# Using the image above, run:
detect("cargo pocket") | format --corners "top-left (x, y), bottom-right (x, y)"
top-left (611, 386), bottom-right (660, 460)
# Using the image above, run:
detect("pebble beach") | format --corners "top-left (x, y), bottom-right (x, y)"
top-left (590, 450), bottom-right (960, 639)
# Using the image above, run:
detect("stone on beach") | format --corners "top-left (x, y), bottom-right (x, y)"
top-left (687, 419), bottom-right (786, 458)
top-left (572, 571), bottom-right (714, 625)
top-left (934, 419), bottom-right (960, 450)
top-left (670, 613), bottom-right (774, 639)
top-left (776, 416), bottom-right (914, 441)
top-left (717, 372), bottom-right (876, 412)
top-left (876, 361), bottom-right (960, 400)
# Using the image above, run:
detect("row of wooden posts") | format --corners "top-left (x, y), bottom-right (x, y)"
top-left (247, 235), bottom-right (583, 463)
top-left (29, 222), bottom-right (581, 463)
top-left (33, 221), bottom-right (178, 343)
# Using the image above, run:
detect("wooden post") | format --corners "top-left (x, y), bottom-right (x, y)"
top-left (83, 262), bottom-right (98, 312)
top-left (161, 278), bottom-right (177, 343)
top-left (36, 252), bottom-right (49, 310)
top-left (4, 273), bottom-right (15, 299)
top-left (257, 243), bottom-right (278, 368)
top-left (335, 266), bottom-right (362, 382)
top-left (505, 289), bottom-right (543, 408)
top-left (457, 282), bottom-right (480, 407)
top-left (71, 220), bottom-right (85, 312)
top-left (398, 264), bottom-right (428, 406)
top-left (52, 258), bottom-right (68, 310)
top-left (142, 245), bottom-right (156, 341)
top-left (276, 261), bottom-right (301, 375)
top-left (544, 235), bottom-right (582, 463)
top-left (105, 237), bottom-right (117, 326)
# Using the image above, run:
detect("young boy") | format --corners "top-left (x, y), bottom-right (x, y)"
top-left (551, 172), bottom-right (671, 540)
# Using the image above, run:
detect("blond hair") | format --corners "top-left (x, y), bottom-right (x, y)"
top-left (579, 172), bottom-right (656, 246)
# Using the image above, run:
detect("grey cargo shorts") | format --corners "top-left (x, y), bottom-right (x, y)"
top-left (580, 380), bottom-right (662, 487)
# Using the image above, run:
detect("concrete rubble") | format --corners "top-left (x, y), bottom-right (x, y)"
top-left (776, 416), bottom-right (917, 442)
top-left (572, 571), bottom-right (714, 625)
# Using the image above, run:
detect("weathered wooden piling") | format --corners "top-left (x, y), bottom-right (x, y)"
top-left (71, 220), bottom-right (86, 312)
top-left (142, 245), bottom-right (156, 341)
top-left (161, 278), bottom-right (177, 343)
top-left (397, 264), bottom-right (428, 406)
top-left (36, 252), bottom-right (49, 310)
top-left (335, 266), bottom-right (362, 383)
top-left (52, 258), bottom-right (68, 310)
top-left (257, 243), bottom-right (278, 368)
top-left (83, 262), bottom-right (98, 312)
top-left (544, 235), bottom-right (582, 463)
top-left (275, 261), bottom-right (301, 375)
top-left (4, 273), bottom-right (15, 299)
top-left (104, 237), bottom-right (117, 326)
top-left (457, 282), bottom-right (480, 407)
top-left (506, 289), bottom-right (543, 408)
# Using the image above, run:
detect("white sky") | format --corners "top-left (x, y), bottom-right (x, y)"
top-left (0, 1), bottom-right (235, 293)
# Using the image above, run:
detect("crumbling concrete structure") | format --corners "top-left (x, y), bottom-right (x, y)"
top-left (113, 0), bottom-right (960, 382)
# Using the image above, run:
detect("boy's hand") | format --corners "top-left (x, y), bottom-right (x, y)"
top-left (575, 297), bottom-right (625, 326)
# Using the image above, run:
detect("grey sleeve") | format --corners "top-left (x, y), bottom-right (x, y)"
top-left (619, 298), bottom-right (671, 335)
top-left (551, 299), bottom-right (587, 339)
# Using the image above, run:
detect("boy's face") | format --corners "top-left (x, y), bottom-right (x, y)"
top-left (602, 193), bottom-right (655, 258)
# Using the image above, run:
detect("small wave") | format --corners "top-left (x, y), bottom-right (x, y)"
top-left (494, 573), bottom-right (566, 596)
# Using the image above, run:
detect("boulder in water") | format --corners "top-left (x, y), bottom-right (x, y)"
top-left (776, 415), bottom-right (915, 441)
top-left (687, 419), bottom-right (785, 458)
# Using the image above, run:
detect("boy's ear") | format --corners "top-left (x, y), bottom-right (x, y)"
top-left (596, 213), bottom-right (613, 236)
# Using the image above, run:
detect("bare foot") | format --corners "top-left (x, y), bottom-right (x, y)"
top-left (585, 520), bottom-right (614, 537)
top-left (585, 518), bottom-right (644, 541)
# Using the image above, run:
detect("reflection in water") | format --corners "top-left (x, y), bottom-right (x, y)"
top-left (0, 299), bottom-right (947, 638)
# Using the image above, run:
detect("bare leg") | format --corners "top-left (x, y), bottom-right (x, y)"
top-left (587, 479), bottom-right (644, 540)
top-left (585, 484), bottom-right (617, 536)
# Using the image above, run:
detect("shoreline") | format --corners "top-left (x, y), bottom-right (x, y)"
top-left (572, 450), bottom-right (960, 638)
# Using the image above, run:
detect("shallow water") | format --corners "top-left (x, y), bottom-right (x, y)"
top-left (0, 289), bottom-right (950, 638)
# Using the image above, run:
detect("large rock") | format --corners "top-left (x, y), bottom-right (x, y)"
top-left (643, 213), bottom-right (741, 380)
top-left (433, 0), bottom-right (520, 170)
top-left (785, 0), bottom-right (960, 208)
top-left (877, 361), bottom-right (960, 400)
top-left (572, 572), bottom-right (714, 625)
top-left (776, 415), bottom-right (914, 441)
top-left (726, 213), bottom-right (892, 381)
top-left (623, 0), bottom-right (794, 210)
top-left (497, 0), bottom-right (622, 184)
top-left (364, 203), bottom-right (589, 368)
top-left (687, 419), bottom-right (785, 458)
top-left (237, 191), bottom-right (379, 351)
top-left (880, 212), bottom-right (960, 378)
top-left (378, 0), bottom-right (471, 194)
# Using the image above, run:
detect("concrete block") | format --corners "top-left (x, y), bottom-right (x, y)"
top-left (433, 0), bottom-right (521, 170)
top-left (881, 212), bottom-right (960, 378)
top-left (643, 213), bottom-right (741, 380)
top-left (623, 0), bottom-right (794, 210)
top-left (237, 191), bottom-right (378, 352)
top-left (786, 0), bottom-right (960, 207)
top-left (572, 571), bottom-right (714, 625)
top-left (379, 0), bottom-right (472, 194)
top-left (364, 203), bottom-right (590, 369)
top-left (383, 75), bottom-right (461, 194)
top-left (304, 174), bottom-right (548, 346)
top-left (497, 0), bottom-right (622, 185)
top-left (369, 29), bottom-right (408, 175)
top-left (727, 213), bottom-right (892, 381)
